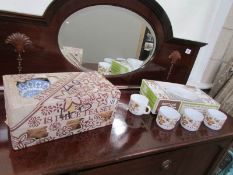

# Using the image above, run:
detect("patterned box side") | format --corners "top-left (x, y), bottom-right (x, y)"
top-left (3, 72), bottom-right (121, 150)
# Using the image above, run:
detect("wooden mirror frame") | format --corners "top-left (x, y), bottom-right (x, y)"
top-left (0, 0), bottom-right (206, 86)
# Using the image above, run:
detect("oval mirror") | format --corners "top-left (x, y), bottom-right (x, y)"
top-left (58, 5), bottom-right (156, 76)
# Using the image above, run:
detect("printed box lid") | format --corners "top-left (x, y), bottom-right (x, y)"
top-left (3, 72), bottom-right (121, 130)
top-left (142, 79), bottom-right (220, 106)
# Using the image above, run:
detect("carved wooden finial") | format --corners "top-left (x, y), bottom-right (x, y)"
top-left (166, 50), bottom-right (182, 80)
top-left (5, 32), bottom-right (32, 73)
top-left (169, 50), bottom-right (181, 64)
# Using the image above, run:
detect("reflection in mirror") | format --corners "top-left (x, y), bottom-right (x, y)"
top-left (58, 5), bottom-right (156, 76)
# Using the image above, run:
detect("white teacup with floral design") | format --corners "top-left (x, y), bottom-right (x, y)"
top-left (204, 109), bottom-right (227, 130)
top-left (180, 108), bottom-right (204, 131)
top-left (128, 94), bottom-right (151, 115)
top-left (98, 62), bottom-right (111, 75)
top-left (156, 106), bottom-right (181, 130)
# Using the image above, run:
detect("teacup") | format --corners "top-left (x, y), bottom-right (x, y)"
top-left (156, 106), bottom-right (181, 130)
top-left (204, 109), bottom-right (227, 130)
top-left (98, 62), bottom-right (111, 75)
top-left (180, 108), bottom-right (204, 131)
top-left (128, 94), bottom-right (151, 115)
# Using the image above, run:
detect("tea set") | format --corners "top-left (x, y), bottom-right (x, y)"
top-left (17, 78), bottom-right (227, 132)
top-left (128, 94), bottom-right (227, 131)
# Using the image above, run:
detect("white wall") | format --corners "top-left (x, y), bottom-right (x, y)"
top-left (185, 0), bottom-right (233, 88)
top-left (156, 0), bottom-right (221, 42)
top-left (201, 5), bottom-right (233, 87)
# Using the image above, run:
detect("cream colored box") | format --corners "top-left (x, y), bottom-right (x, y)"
top-left (140, 79), bottom-right (220, 114)
top-left (3, 72), bottom-right (121, 150)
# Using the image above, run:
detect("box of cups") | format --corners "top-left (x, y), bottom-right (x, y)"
top-left (140, 79), bottom-right (220, 114)
top-left (3, 72), bottom-right (121, 150)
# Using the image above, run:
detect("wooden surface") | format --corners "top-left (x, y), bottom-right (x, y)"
top-left (0, 0), bottom-right (205, 86)
top-left (0, 90), bottom-right (233, 175)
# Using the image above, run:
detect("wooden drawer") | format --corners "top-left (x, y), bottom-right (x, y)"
top-left (79, 149), bottom-right (186, 175)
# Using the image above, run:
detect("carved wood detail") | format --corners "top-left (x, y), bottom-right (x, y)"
top-left (166, 50), bottom-right (182, 81)
top-left (5, 33), bottom-right (32, 73)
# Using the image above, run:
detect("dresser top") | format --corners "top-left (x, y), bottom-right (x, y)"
top-left (0, 90), bottom-right (233, 175)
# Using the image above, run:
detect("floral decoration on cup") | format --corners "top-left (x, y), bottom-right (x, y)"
top-left (180, 108), bottom-right (204, 131)
top-left (128, 94), bottom-right (151, 116)
top-left (156, 106), bottom-right (180, 130)
top-left (204, 109), bottom-right (227, 130)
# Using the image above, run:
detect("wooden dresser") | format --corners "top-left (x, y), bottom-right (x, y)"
top-left (0, 90), bottom-right (233, 175)
top-left (0, 1), bottom-right (230, 174)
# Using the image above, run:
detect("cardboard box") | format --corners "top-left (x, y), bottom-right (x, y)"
top-left (3, 72), bottom-right (121, 150)
top-left (140, 79), bottom-right (220, 114)
top-left (111, 60), bottom-right (131, 75)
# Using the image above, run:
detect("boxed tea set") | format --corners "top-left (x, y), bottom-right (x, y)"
top-left (3, 72), bottom-right (121, 150)
top-left (140, 79), bottom-right (220, 114)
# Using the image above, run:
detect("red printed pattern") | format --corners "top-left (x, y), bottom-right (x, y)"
top-left (11, 72), bottom-right (120, 150)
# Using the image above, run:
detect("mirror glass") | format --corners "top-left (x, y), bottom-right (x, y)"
top-left (58, 5), bottom-right (156, 75)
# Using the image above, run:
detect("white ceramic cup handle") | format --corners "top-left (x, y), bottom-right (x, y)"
top-left (144, 105), bottom-right (151, 114)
